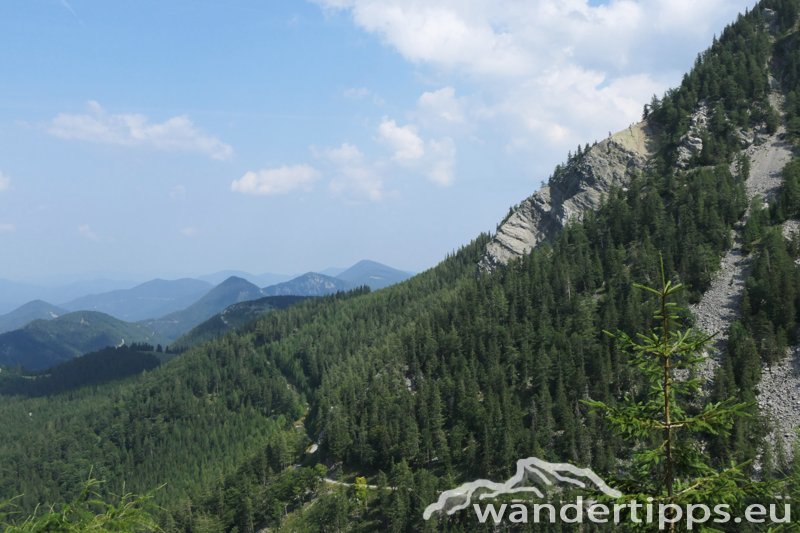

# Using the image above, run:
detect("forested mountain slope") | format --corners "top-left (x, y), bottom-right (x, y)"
top-left (0, 311), bottom-right (161, 371)
top-left (172, 294), bottom-right (308, 348)
top-left (2, 1), bottom-right (800, 531)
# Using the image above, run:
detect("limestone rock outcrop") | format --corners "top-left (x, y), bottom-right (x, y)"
top-left (480, 121), bottom-right (654, 270)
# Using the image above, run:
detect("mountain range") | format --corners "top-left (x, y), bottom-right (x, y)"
top-left (143, 276), bottom-right (267, 341)
top-left (0, 260), bottom-right (411, 370)
top-left (0, 278), bottom-right (136, 315)
top-left (262, 272), bottom-right (352, 296)
top-left (61, 278), bottom-right (213, 321)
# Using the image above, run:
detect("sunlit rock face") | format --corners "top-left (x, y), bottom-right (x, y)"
top-left (480, 121), bottom-right (654, 270)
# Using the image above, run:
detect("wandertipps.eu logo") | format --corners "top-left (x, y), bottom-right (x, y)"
top-left (423, 456), bottom-right (621, 521)
top-left (423, 457), bottom-right (792, 529)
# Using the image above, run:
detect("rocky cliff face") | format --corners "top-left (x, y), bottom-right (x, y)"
top-left (480, 121), bottom-right (654, 270)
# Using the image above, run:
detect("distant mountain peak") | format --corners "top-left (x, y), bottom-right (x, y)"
top-left (263, 272), bottom-right (351, 296)
top-left (206, 276), bottom-right (261, 296)
top-left (141, 276), bottom-right (265, 342)
top-left (0, 300), bottom-right (67, 334)
top-left (336, 259), bottom-right (412, 290)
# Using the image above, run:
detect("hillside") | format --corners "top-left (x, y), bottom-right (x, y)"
top-left (1, 1), bottom-right (800, 531)
top-left (173, 295), bottom-right (307, 348)
top-left (335, 259), bottom-right (412, 290)
top-left (0, 300), bottom-right (65, 334)
top-left (0, 311), bottom-right (161, 371)
top-left (61, 278), bottom-right (212, 321)
top-left (0, 344), bottom-right (163, 397)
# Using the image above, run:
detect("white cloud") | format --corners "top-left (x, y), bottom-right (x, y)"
top-left (315, 134), bottom-right (456, 199)
top-left (318, 142), bottom-right (363, 165)
top-left (418, 87), bottom-right (464, 124)
top-left (316, 143), bottom-right (386, 202)
top-left (48, 101), bottom-right (233, 160)
top-left (377, 117), bottom-right (458, 186)
top-left (319, 1), bottom-right (529, 77)
top-left (378, 119), bottom-right (424, 161)
top-left (318, 0), bottom-right (751, 78)
top-left (316, 0), bottom-right (753, 151)
top-left (0, 172), bottom-right (9, 192)
top-left (231, 164), bottom-right (320, 196)
top-left (0, 223), bottom-right (15, 234)
top-left (426, 137), bottom-right (456, 186)
top-left (78, 224), bottom-right (99, 241)
top-left (180, 226), bottom-right (198, 237)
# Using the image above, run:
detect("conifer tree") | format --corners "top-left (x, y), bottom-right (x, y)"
top-left (586, 258), bottom-right (760, 523)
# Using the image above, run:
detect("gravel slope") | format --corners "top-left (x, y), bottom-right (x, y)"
top-left (689, 89), bottom-right (798, 452)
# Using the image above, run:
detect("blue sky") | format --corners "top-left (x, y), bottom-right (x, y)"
top-left (0, 0), bottom-right (755, 282)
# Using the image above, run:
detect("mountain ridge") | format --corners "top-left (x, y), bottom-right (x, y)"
top-left (61, 278), bottom-right (212, 321)
top-left (263, 272), bottom-right (352, 296)
top-left (143, 276), bottom-right (265, 341)
top-left (335, 259), bottom-right (412, 289)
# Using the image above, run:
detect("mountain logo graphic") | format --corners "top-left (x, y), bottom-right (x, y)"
top-left (423, 457), bottom-right (622, 520)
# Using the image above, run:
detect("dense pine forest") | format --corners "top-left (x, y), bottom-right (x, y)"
top-left (3, 0), bottom-right (800, 531)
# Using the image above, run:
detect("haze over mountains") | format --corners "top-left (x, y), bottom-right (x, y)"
top-left (262, 272), bottom-right (352, 296)
top-left (0, 259), bottom-right (412, 370)
top-left (0, 278), bottom-right (136, 315)
top-left (196, 271), bottom-right (292, 287)
top-left (142, 276), bottom-right (266, 341)
top-left (61, 278), bottom-right (213, 321)
top-left (0, 259), bottom-right (411, 313)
